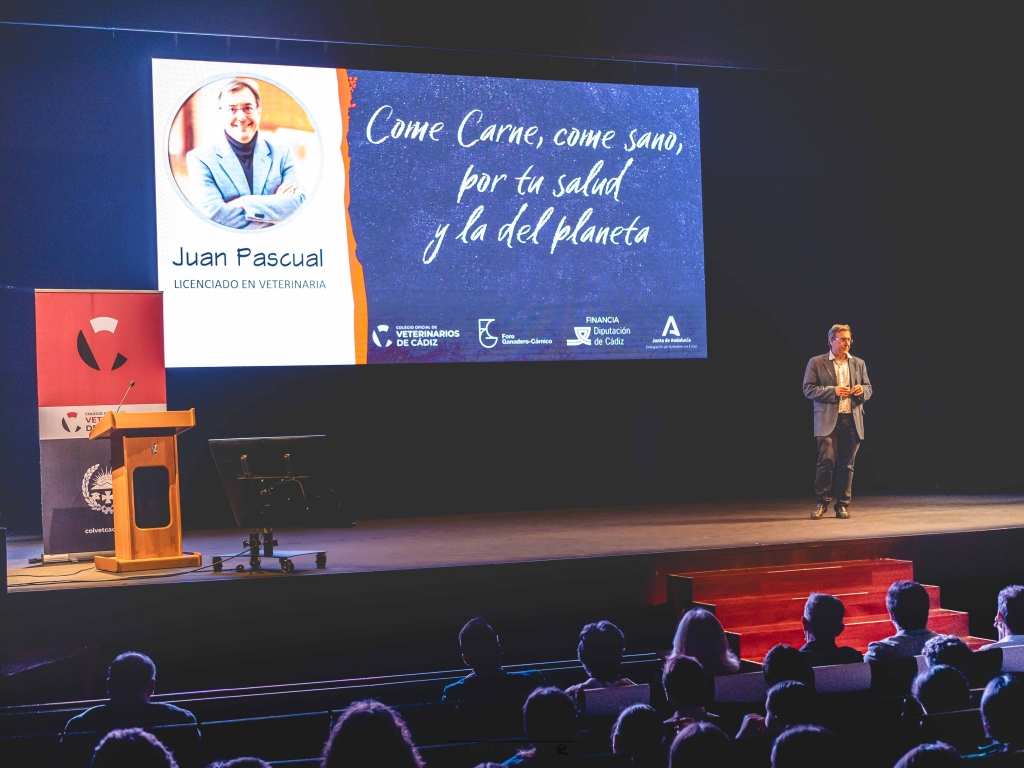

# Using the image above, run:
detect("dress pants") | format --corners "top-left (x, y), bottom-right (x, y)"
top-left (814, 413), bottom-right (860, 506)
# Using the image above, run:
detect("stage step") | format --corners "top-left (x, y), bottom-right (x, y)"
top-left (692, 584), bottom-right (942, 627)
top-left (668, 558), bottom-right (974, 662)
top-left (669, 558), bottom-right (916, 605)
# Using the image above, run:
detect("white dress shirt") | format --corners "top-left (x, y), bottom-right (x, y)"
top-left (829, 350), bottom-right (852, 414)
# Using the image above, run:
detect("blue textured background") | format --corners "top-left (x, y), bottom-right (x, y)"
top-left (347, 71), bottom-right (707, 363)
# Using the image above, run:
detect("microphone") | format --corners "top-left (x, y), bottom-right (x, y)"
top-left (114, 381), bottom-right (136, 413)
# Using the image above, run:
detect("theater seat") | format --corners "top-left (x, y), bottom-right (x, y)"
top-left (580, 684), bottom-right (650, 717)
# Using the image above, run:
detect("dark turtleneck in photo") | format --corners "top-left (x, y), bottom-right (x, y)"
top-left (225, 130), bottom-right (257, 193)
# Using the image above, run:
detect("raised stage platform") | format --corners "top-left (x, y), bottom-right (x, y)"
top-left (3, 495), bottom-right (1023, 699)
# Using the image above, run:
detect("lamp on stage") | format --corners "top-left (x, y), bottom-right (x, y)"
top-left (88, 410), bottom-right (202, 572)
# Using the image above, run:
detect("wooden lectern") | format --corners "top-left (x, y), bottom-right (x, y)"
top-left (89, 410), bottom-right (202, 572)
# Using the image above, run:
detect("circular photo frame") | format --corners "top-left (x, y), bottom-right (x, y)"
top-left (166, 75), bottom-right (322, 231)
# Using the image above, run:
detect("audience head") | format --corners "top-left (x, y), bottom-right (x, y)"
top-left (208, 761), bottom-right (271, 768)
top-left (887, 581), bottom-right (931, 632)
top-left (802, 593), bottom-right (846, 641)
top-left (981, 674), bottom-right (1024, 748)
top-left (459, 617), bottom-right (503, 671)
top-left (766, 681), bottom-right (817, 733)
top-left (612, 704), bottom-right (665, 757)
top-left (668, 721), bottom-right (732, 767)
top-left (912, 665), bottom-right (970, 715)
top-left (893, 743), bottom-right (962, 768)
top-left (523, 687), bottom-right (578, 754)
top-left (770, 725), bottom-right (842, 768)
top-left (320, 699), bottom-right (424, 768)
top-left (106, 652), bottom-right (157, 704)
top-left (577, 620), bottom-right (626, 682)
top-left (996, 585), bottom-right (1024, 638)
top-left (90, 728), bottom-right (177, 768)
top-left (922, 635), bottom-right (973, 678)
top-left (663, 654), bottom-right (707, 711)
top-left (763, 644), bottom-right (815, 687)
top-left (671, 608), bottom-right (740, 675)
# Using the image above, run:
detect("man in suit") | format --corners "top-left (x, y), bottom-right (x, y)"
top-left (802, 324), bottom-right (872, 519)
top-left (186, 78), bottom-right (305, 229)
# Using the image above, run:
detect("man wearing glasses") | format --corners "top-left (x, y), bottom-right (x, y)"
top-left (185, 78), bottom-right (304, 229)
top-left (802, 324), bottom-right (872, 519)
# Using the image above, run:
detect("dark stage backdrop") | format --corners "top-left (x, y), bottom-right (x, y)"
top-left (0, 13), bottom-right (1018, 535)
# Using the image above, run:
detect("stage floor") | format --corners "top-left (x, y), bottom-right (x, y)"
top-left (7, 495), bottom-right (1023, 592)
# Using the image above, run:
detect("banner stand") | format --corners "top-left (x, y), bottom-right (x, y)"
top-left (35, 290), bottom-right (167, 560)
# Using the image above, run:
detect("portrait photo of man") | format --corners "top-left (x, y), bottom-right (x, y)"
top-left (181, 78), bottom-right (310, 229)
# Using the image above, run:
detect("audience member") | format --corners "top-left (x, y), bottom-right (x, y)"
top-left (770, 724), bottom-right (842, 768)
top-left (320, 699), bottom-right (424, 768)
top-left (737, 684), bottom-right (815, 741)
top-left (612, 704), bottom-right (666, 766)
top-left (206, 760), bottom-right (271, 768)
top-left (864, 581), bottom-right (938, 662)
top-left (893, 743), bottom-right (962, 768)
top-left (565, 620), bottom-right (635, 703)
top-left (763, 644), bottom-right (815, 687)
top-left (444, 617), bottom-right (545, 703)
top-left (90, 728), bottom-right (177, 768)
top-left (505, 687), bottom-right (578, 765)
top-left (669, 608), bottom-right (740, 677)
top-left (913, 665), bottom-right (971, 715)
top-left (63, 653), bottom-right (199, 765)
top-left (976, 674), bottom-right (1024, 756)
top-left (668, 721), bottom-right (732, 767)
top-left (981, 585), bottom-right (1024, 650)
top-left (662, 655), bottom-right (718, 736)
top-left (799, 593), bottom-right (863, 666)
top-left (923, 635), bottom-right (974, 680)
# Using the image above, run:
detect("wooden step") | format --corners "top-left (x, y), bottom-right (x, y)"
top-left (694, 584), bottom-right (942, 626)
top-left (733, 608), bottom-right (972, 660)
top-left (669, 559), bottom-right (915, 605)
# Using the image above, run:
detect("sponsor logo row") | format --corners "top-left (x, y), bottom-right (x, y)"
top-left (371, 316), bottom-right (692, 350)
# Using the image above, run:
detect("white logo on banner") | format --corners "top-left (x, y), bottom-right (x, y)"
top-left (567, 327), bottom-right (592, 346)
top-left (662, 316), bottom-right (680, 337)
top-left (372, 324), bottom-right (392, 348)
top-left (478, 319), bottom-right (498, 349)
top-left (82, 464), bottom-right (114, 514)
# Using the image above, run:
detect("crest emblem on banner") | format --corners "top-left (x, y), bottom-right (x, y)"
top-left (82, 464), bottom-right (114, 513)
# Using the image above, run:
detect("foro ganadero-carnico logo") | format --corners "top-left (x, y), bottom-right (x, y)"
top-left (82, 464), bottom-right (114, 514)
top-left (478, 319), bottom-right (498, 349)
top-left (372, 324), bottom-right (392, 348)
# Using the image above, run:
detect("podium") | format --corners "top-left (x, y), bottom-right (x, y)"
top-left (88, 410), bottom-right (202, 572)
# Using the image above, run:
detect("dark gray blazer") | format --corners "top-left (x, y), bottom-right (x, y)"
top-left (802, 353), bottom-right (873, 439)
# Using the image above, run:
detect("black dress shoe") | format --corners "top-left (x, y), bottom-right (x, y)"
top-left (835, 504), bottom-right (850, 519)
top-left (811, 502), bottom-right (828, 519)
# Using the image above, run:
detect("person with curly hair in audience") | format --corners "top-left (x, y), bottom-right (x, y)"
top-left (970, 673), bottom-right (1024, 758)
top-left (763, 644), bottom-right (815, 687)
top-left (770, 724), bottom-right (843, 768)
top-left (612, 704), bottom-right (667, 767)
top-left (564, 620), bottom-right (635, 705)
top-left (320, 699), bottom-right (424, 768)
top-left (923, 635), bottom-right (974, 680)
top-left (504, 687), bottom-right (579, 765)
top-left (668, 721), bottom-right (732, 767)
top-left (799, 593), bottom-right (863, 666)
top-left (864, 581), bottom-right (939, 662)
top-left (90, 728), bottom-right (177, 768)
top-left (669, 608), bottom-right (740, 677)
top-left (981, 585), bottom-right (1024, 650)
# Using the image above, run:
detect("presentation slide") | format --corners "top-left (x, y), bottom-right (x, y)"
top-left (153, 59), bottom-right (707, 367)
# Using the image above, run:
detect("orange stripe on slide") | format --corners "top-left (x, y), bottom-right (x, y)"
top-left (337, 69), bottom-right (369, 364)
